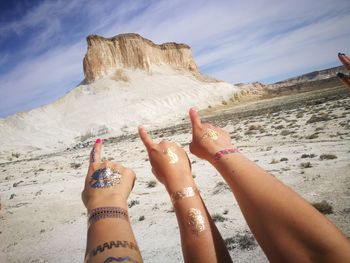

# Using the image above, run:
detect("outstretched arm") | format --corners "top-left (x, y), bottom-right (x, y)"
top-left (188, 108), bottom-right (350, 263)
top-left (82, 139), bottom-right (143, 263)
top-left (138, 126), bottom-right (232, 263)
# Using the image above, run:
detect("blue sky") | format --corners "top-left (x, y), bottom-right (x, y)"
top-left (0, 0), bottom-right (349, 118)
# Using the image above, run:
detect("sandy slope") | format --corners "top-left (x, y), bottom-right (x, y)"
top-left (0, 66), bottom-right (238, 156)
top-left (0, 87), bottom-right (349, 262)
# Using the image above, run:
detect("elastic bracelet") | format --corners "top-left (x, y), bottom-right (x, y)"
top-left (170, 186), bottom-right (200, 205)
top-left (87, 207), bottom-right (128, 228)
top-left (214, 148), bottom-right (240, 161)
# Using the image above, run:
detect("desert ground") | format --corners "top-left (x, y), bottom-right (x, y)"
top-left (0, 83), bottom-right (349, 262)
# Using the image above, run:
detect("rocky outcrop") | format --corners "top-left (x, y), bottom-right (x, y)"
top-left (83, 33), bottom-right (199, 83)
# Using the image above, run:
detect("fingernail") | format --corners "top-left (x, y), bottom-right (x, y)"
top-left (95, 138), bottom-right (102, 144)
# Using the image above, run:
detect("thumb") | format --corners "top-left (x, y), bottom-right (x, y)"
top-left (189, 107), bottom-right (202, 132)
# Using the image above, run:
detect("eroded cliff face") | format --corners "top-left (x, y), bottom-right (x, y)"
top-left (83, 33), bottom-right (199, 83)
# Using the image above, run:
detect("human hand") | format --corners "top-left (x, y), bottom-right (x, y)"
top-left (188, 108), bottom-right (234, 162)
top-left (138, 126), bottom-right (193, 193)
top-left (337, 53), bottom-right (350, 89)
top-left (81, 139), bottom-right (136, 211)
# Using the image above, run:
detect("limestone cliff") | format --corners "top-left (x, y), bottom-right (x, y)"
top-left (83, 33), bottom-right (199, 83)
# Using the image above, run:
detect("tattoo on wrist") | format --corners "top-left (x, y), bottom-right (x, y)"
top-left (85, 241), bottom-right (139, 262)
top-left (102, 256), bottom-right (139, 263)
top-left (88, 207), bottom-right (128, 227)
top-left (90, 168), bottom-right (121, 188)
top-left (170, 186), bottom-right (200, 205)
top-left (187, 208), bottom-right (206, 235)
top-left (214, 148), bottom-right (240, 161)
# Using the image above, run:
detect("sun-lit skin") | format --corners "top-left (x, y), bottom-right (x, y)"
top-left (188, 107), bottom-right (350, 263)
top-left (337, 53), bottom-right (350, 89)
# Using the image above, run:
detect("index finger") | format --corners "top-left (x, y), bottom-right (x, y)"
top-left (138, 125), bottom-right (155, 150)
top-left (90, 138), bottom-right (102, 164)
top-left (189, 107), bottom-right (202, 130)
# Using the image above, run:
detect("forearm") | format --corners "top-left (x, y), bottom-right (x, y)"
top-left (211, 153), bottom-right (350, 262)
top-left (85, 200), bottom-right (143, 263)
top-left (165, 177), bottom-right (232, 263)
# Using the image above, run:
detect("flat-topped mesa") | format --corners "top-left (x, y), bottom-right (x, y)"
top-left (83, 33), bottom-right (199, 83)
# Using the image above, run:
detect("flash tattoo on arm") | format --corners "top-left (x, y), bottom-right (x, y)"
top-left (89, 168), bottom-right (121, 188)
top-left (187, 208), bottom-right (206, 235)
top-left (85, 241), bottom-right (139, 262)
top-left (102, 256), bottom-right (139, 263)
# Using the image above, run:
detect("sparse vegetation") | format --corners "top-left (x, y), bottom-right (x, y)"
top-left (280, 157), bottom-right (288, 162)
top-left (305, 133), bottom-right (319, 139)
top-left (70, 163), bottom-right (82, 169)
top-left (213, 181), bottom-right (230, 194)
top-left (147, 180), bottom-right (157, 188)
top-left (248, 124), bottom-right (261, 130)
top-left (212, 213), bottom-right (226, 222)
top-left (280, 130), bottom-right (292, 136)
top-left (225, 232), bottom-right (257, 251)
top-left (128, 200), bottom-right (140, 208)
top-left (306, 114), bottom-right (330, 124)
top-left (11, 152), bottom-right (20, 158)
top-left (138, 215), bottom-right (145, 221)
top-left (300, 162), bottom-right (312, 168)
top-left (312, 200), bottom-right (333, 214)
top-left (301, 153), bottom-right (316, 158)
top-left (320, 154), bottom-right (337, 160)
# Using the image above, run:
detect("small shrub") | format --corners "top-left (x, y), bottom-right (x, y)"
top-left (70, 163), bottom-right (82, 169)
top-left (319, 154), bottom-right (337, 160)
top-left (280, 130), bottom-right (292, 136)
top-left (225, 232), bottom-right (257, 251)
top-left (128, 200), bottom-right (140, 208)
top-left (301, 154), bottom-right (316, 158)
top-left (12, 153), bottom-right (20, 158)
top-left (223, 210), bottom-right (229, 215)
top-left (300, 162), bottom-right (312, 168)
top-left (306, 114), bottom-right (330, 124)
top-left (296, 112), bottom-right (304, 118)
top-left (248, 124), bottom-right (261, 130)
top-left (212, 213), bottom-right (226, 222)
top-left (305, 133), bottom-right (318, 139)
top-left (275, 125), bottom-right (284, 130)
top-left (270, 158), bottom-right (279, 164)
top-left (147, 180), bottom-right (157, 188)
top-left (280, 157), bottom-right (288, 162)
top-left (213, 182), bottom-right (230, 194)
top-left (312, 200), bottom-right (333, 214)
top-left (138, 215), bottom-right (145, 221)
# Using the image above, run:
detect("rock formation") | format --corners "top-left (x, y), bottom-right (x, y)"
top-left (83, 33), bottom-right (199, 83)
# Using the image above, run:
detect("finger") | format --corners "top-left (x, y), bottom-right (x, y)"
top-left (89, 138), bottom-right (102, 164)
top-left (337, 73), bottom-right (350, 89)
top-left (338, 52), bottom-right (350, 71)
top-left (138, 125), bottom-right (155, 150)
top-left (189, 107), bottom-right (202, 130)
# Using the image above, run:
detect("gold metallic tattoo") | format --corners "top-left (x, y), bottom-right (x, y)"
top-left (164, 147), bottom-right (179, 164)
top-left (170, 186), bottom-right (200, 205)
top-left (187, 208), bottom-right (206, 235)
top-left (201, 129), bottom-right (218, 141)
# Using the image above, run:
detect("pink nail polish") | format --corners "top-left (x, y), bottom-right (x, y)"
top-left (95, 138), bottom-right (102, 144)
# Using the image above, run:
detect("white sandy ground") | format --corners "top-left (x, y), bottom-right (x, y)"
top-left (0, 94), bottom-right (350, 263)
top-left (0, 66), bottom-right (238, 156)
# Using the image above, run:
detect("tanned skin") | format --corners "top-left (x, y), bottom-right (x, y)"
top-left (82, 140), bottom-right (143, 263)
top-left (188, 107), bottom-right (350, 263)
top-left (138, 126), bottom-right (232, 263)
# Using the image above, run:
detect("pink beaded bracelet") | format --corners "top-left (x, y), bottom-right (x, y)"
top-left (214, 148), bottom-right (240, 161)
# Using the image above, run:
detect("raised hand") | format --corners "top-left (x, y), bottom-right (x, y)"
top-left (188, 108), bottom-right (234, 162)
top-left (138, 126), bottom-right (193, 192)
top-left (82, 139), bottom-right (136, 211)
top-left (337, 52), bottom-right (350, 89)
